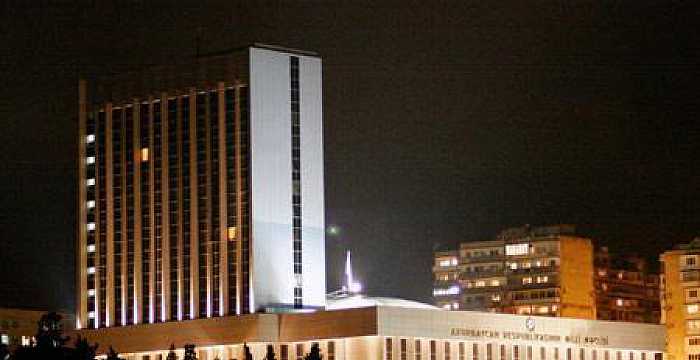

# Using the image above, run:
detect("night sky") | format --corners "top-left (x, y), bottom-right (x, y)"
top-left (1, 1), bottom-right (699, 312)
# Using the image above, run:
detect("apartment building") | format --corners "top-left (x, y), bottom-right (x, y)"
top-left (660, 238), bottom-right (700, 360)
top-left (433, 225), bottom-right (595, 319)
top-left (595, 247), bottom-right (661, 323)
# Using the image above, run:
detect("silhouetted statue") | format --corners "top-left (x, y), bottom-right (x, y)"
top-left (73, 336), bottom-right (99, 360)
top-left (166, 344), bottom-right (178, 360)
top-left (184, 344), bottom-right (197, 360)
top-left (243, 343), bottom-right (253, 360)
top-left (35, 312), bottom-right (69, 350)
top-left (263, 345), bottom-right (277, 360)
top-left (106, 346), bottom-right (123, 360)
top-left (0, 343), bottom-right (9, 360)
top-left (304, 344), bottom-right (323, 360)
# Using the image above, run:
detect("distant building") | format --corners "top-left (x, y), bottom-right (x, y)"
top-left (594, 247), bottom-right (660, 323)
top-left (660, 238), bottom-right (700, 360)
top-left (433, 225), bottom-right (596, 319)
top-left (0, 308), bottom-right (73, 349)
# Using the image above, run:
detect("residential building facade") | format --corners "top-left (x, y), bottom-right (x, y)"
top-left (433, 225), bottom-right (595, 319)
top-left (595, 247), bottom-right (660, 323)
top-left (660, 238), bottom-right (700, 360)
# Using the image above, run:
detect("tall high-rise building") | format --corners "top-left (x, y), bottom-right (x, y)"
top-left (660, 238), bottom-right (700, 360)
top-left (76, 44), bottom-right (325, 330)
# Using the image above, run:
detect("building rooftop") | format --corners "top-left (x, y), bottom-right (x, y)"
top-left (326, 295), bottom-right (438, 311)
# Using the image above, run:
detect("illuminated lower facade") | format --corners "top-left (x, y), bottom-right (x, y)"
top-left (76, 44), bottom-right (325, 330)
top-left (69, 306), bottom-right (664, 360)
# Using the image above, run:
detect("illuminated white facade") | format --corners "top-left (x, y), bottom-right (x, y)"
top-left (73, 305), bottom-right (665, 360)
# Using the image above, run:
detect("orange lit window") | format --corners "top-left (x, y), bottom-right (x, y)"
top-left (227, 226), bottom-right (237, 240)
top-left (141, 148), bottom-right (149, 162)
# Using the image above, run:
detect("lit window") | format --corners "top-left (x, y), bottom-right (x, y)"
top-left (141, 148), bottom-right (149, 162)
top-left (535, 261), bottom-right (542, 267)
top-left (451, 258), bottom-right (458, 266)
top-left (87, 311), bottom-right (95, 319)
top-left (522, 277), bottom-right (533, 285)
top-left (602, 283), bottom-right (608, 291)
top-left (21, 336), bottom-right (31, 346)
top-left (442, 304), bottom-right (452, 310)
top-left (86, 178), bottom-right (95, 186)
top-left (522, 262), bottom-right (532, 269)
top-left (87, 200), bottom-right (95, 209)
top-left (452, 302), bottom-right (460, 309)
top-left (1, 334), bottom-right (8, 345)
top-left (537, 306), bottom-right (549, 314)
top-left (688, 257), bottom-right (697, 266)
top-left (475, 281), bottom-right (486, 288)
top-left (87, 244), bottom-right (95, 253)
top-left (227, 226), bottom-right (237, 240)
top-left (689, 304), bottom-right (699, 314)
top-left (87, 267), bottom-right (96, 274)
top-left (616, 299), bottom-right (624, 307)
top-left (537, 276), bottom-right (548, 284)
top-left (510, 263), bottom-right (518, 270)
top-left (617, 272), bottom-right (624, 280)
top-left (86, 134), bottom-right (95, 143)
top-left (490, 280), bottom-right (500, 287)
top-left (87, 222), bottom-right (95, 231)
top-left (506, 243), bottom-right (529, 256)
top-left (88, 289), bottom-right (96, 297)
top-left (492, 294), bottom-right (501, 302)
top-left (433, 286), bottom-right (460, 296)
top-left (86, 156), bottom-right (95, 165)
top-left (688, 319), bottom-right (700, 331)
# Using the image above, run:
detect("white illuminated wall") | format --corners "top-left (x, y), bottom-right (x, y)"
top-left (249, 47), bottom-right (326, 311)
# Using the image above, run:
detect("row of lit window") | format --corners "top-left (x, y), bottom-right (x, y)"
top-left (433, 286), bottom-right (460, 296)
top-left (465, 279), bottom-right (502, 288)
top-left (522, 276), bottom-right (549, 285)
top-left (508, 259), bottom-right (557, 270)
top-left (438, 258), bottom-right (459, 267)
top-left (516, 304), bottom-right (558, 315)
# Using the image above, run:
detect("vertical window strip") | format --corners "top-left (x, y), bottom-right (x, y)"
top-left (140, 103), bottom-right (151, 323)
top-left (168, 98), bottom-right (179, 321)
top-left (290, 56), bottom-right (302, 308)
top-left (225, 88), bottom-right (237, 314)
top-left (181, 96), bottom-right (191, 319)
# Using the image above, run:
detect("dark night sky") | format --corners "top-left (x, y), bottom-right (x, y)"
top-left (1, 1), bottom-right (699, 312)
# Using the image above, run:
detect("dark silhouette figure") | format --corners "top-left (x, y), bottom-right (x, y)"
top-left (166, 344), bottom-right (177, 360)
top-left (243, 343), bottom-right (253, 360)
top-left (106, 346), bottom-right (123, 360)
top-left (72, 336), bottom-right (99, 360)
top-left (184, 344), bottom-right (197, 360)
top-left (0, 344), bottom-right (10, 360)
top-left (263, 345), bottom-right (277, 360)
top-left (35, 312), bottom-right (69, 350)
top-left (304, 344), bottom-right (323, 360)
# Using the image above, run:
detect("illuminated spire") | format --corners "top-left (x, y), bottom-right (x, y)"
top-left (345, 250), bottom-right (362, 294)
